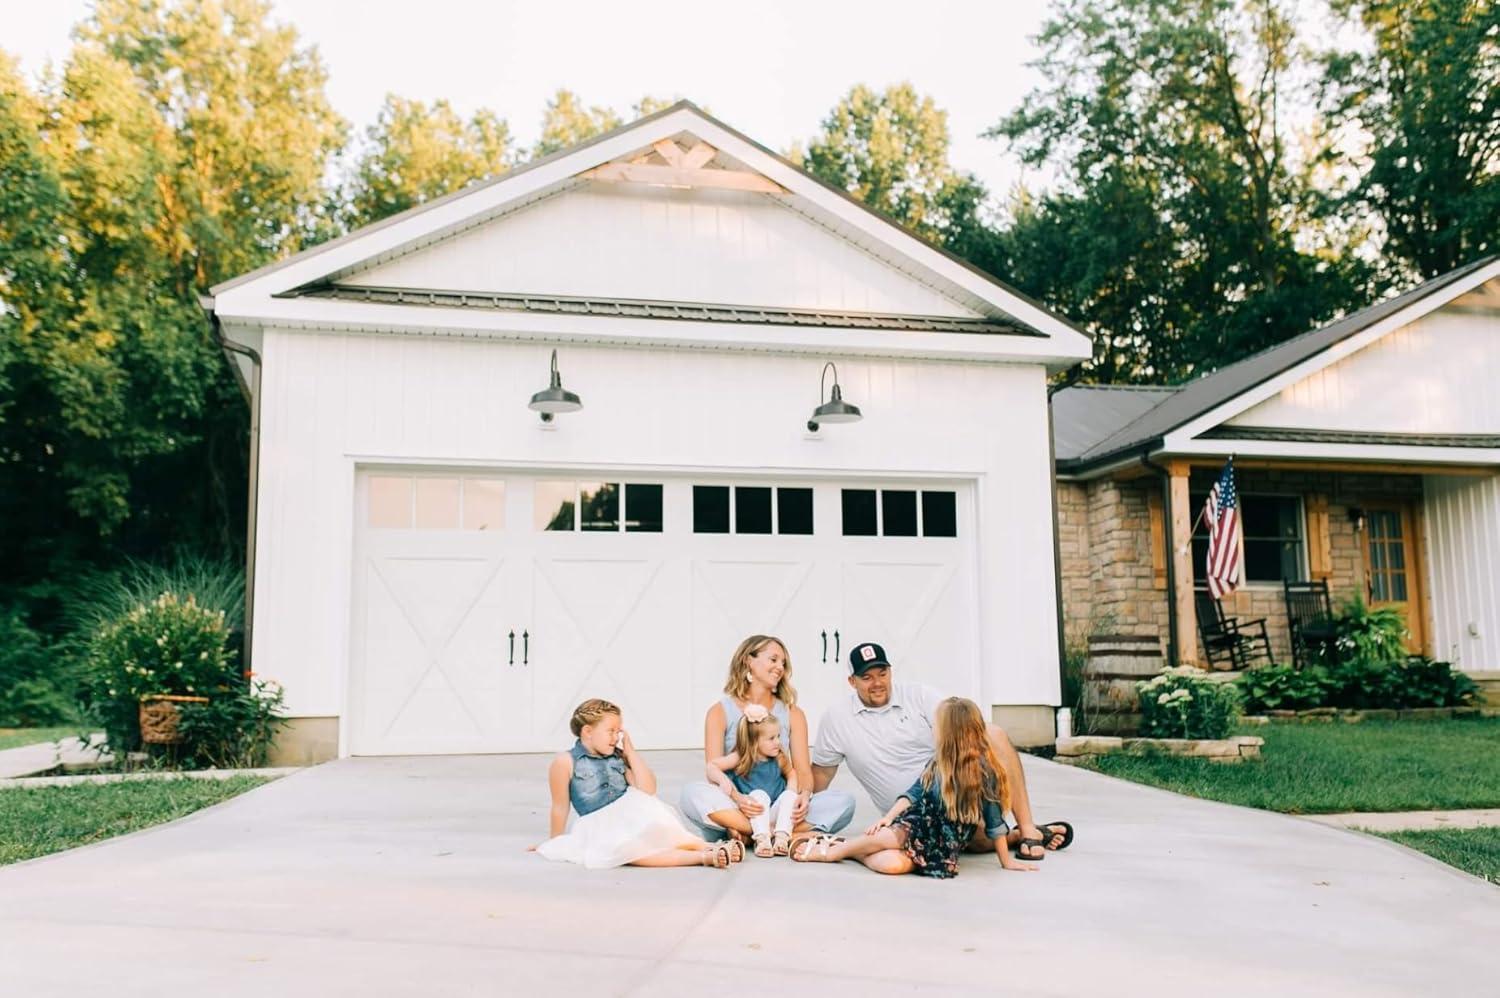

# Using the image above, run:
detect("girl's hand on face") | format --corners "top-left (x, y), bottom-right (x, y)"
top-left (616, 730), bottom-right (633, 754)
top-left (732, 791), bottom-right (765, 817)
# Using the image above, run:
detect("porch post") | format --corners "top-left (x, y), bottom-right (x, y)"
top-left (1168, 460), bottom-right (1200, 667)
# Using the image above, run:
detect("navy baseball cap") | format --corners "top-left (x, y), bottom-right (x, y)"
top-left (848, 642), bottom-right (891, 676)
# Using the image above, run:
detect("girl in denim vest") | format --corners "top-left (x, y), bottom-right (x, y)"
top-left (705, 704), bottom-right (799, 858)
top-left (535, 698), bottom-right (742, 869)
top-left (792, 698), bottom-right (1037, 878)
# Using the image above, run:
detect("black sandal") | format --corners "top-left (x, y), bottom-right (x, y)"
top-left (1039, 821), bottom-right (1074, 851)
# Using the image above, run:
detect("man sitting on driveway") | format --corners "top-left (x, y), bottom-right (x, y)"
top-left (810, 641), bottom-right (1073, 862)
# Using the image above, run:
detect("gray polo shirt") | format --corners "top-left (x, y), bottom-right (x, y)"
top-left (811, 681), bottom-right (945, 814)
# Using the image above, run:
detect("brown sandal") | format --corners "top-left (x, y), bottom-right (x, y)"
top-left (701, 844), bottom-right (732, 869)
top-left (771, 831), bottom-right (791, 857)
top-left (724, 838), bottom-right (745, 863)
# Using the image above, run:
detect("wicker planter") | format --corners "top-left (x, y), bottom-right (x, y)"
top-left (138, 694), bottom-right (210, 745)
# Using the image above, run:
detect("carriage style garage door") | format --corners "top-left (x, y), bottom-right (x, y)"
top-left (349, 470), bottom-right (980, 755)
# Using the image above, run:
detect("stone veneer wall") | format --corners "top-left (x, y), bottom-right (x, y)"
top-left (1058, 468), bottom-right (1425, 665)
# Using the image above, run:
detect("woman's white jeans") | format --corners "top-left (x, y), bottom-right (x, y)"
top-left (747, 789), bottom-right (798, 838)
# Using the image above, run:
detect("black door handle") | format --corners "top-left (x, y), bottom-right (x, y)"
top-left (522, 629), bottom-right (529, 665)
top-left (833, 630), bottom-right (840, 660)
top-left (821, 630), bottom-right (827, 663)
top-left (508, 630), bottom-right (515, 666)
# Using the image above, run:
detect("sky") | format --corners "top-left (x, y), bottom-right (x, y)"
top-left (3, 0), bottom-right (1056, 200)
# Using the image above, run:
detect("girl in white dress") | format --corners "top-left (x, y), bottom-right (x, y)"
top-left (535, 698), bottom-right (743, 869)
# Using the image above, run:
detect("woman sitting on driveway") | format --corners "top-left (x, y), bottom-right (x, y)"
top-left (678, 635), bottom-right (855, 848)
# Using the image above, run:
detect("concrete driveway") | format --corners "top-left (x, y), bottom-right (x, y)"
top-left (2, 752), bottom-right (1495, 997)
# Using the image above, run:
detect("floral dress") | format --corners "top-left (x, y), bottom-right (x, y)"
top-left (893, 765), bottom-right (1008, 879)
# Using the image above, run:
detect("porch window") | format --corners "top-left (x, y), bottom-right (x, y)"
top-left (1191, 493), bottom-right (1305, 585)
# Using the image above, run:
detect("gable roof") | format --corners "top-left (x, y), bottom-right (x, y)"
top-left (209, 101), bottom-right (1091, 364)
top-left (1053, 255), bottom-right (1500, 471)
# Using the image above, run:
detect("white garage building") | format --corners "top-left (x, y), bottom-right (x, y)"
top-left (208, 102), bottom-right (1092, 761)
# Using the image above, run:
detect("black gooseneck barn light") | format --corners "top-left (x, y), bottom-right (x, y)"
top-left (807, 361), bottom-right (862, 432)
top-left (528, 349), bottom-right (583, 422)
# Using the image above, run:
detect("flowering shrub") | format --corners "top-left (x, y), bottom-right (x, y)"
top-left (80, 592), bottom-right (283, 766)
top-left (1136, 667), bottom-right (1242, 740)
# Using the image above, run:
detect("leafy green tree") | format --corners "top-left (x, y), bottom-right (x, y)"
top-left (78, 0), bottom-right (346, 287)
top-left (991, 0), bottom-right (1371, 382)
top-left (343, 95), bottom-right (514, 228)
top-left (799, 83), bottom-right (987, 244)
top-left (1323, 0), bottom-right (1500, 278)
top-left (532, 89), bottom-right (623, 158)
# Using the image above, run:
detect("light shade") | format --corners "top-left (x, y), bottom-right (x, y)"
top-left (807, 362), bottom-right (862, 430)
top-left (529, 350), bottom-right (582, 419)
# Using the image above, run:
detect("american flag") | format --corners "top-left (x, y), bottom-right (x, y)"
top-left (1203, 458), bottom-right (1241, 599)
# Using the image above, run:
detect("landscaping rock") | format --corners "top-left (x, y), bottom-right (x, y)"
top-left (1397, 708), bottom-right (1452, 721)
top-left (1241, 715), bottom-right (1270, 726)
top-left (1361, 709), bottom-right (1399, 721)
top-left (1055, 736), bottom-right (1123, 757)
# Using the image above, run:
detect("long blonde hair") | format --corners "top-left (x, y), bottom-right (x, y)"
top-left (730, 713), bottom-right (781, 779)
top-left (922, 698), bottom-right (1008, 826)
top-left (723, 635), bottom-right (796, 707)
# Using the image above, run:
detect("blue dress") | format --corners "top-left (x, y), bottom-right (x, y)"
top-left (729, 757), bottom-right (788, 799)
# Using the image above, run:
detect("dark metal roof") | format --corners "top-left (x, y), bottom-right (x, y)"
top-left (1202, 426), bottom-right (1500, 448)
top-left (288, 284), bottom-right (1040, 336)
top-left (1055, 255), bottom-right (1500, 471)
top-left (1051, 385), bottom-right (1179, 461)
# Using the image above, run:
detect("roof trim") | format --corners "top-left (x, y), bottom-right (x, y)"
top-left (1202, 426), bottom-right (1500, 448)
top-left (289, 284), bottom-right (1041, 336)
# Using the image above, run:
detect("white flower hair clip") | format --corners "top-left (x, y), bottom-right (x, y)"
top-left (742, 704), bottom-right (770, 723)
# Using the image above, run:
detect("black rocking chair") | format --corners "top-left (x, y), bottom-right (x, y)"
top-left (1195, 588), bottom-right (1273, 670)
top-left (1284, 580), bottom-right (1338, 670)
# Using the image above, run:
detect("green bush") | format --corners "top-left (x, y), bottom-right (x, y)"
top-left (1240, 657), bottom-right (1476, 712)
top-left (65, 556), bottom-right (245, 641)
top-left (1238, 664), bottom-right (1333, 713)
top-left (1332, 596), bottom-right (1409, 667)
top-left (0, 609), bottom-right (76, 726)
top-left (79, 592), bottom-right (253, 763)
top-left (175, 678), bottom-right (287, 769)
top-left (1136, 668), bottom-right (1243, 740)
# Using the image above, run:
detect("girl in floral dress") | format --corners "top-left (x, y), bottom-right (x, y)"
top-left (792, 697), bottom-right (1036, 878)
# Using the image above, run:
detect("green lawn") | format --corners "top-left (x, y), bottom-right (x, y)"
top-left (0, 776), bottom-right (270, 865)
top-left (0, 726), bottom-right (85, 752)
top-left (1084, 718), bottom-right (1500, 813)
top-left (1377, 828), bottom-right (1500, 884)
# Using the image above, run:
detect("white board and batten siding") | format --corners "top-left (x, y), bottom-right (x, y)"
top-left (1423, 474), bottom-right (1500, 672)
top-left (339, 184), bottom-right (980, 317)
top-left (250, 330), bottom-right (1060, 755)
top-left (1229, 302), bottom-right (1499, 434)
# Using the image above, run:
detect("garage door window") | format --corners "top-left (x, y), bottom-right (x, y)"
top-left (368, 476), bottom-right (505, 531)
top-left (695, 485), bottom-right (815, 535)
top-left (537, 481), bottom-right (663, 532)
top-left (842, 488), bottom-right (958, 537)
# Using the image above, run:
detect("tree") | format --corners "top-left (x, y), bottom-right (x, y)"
top-left (991, 0), bottom-right (1371, 382)
top-left (78, 0), bottom-right (347, 287)
top-left (343, 95), bottom-right (514, 228)
top-left (1324, 0), bottom-right (1500, 279)
top-left (532, 89), bottom-right (623, 158)
top-left (1, 0), bottom-right (347, 610)
top-left (799, 83), bottom-right (987, 244)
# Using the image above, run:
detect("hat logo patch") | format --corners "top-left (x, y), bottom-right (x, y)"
top-left (861, 645), bottom-right (877, 662)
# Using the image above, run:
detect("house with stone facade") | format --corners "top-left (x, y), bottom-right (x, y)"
top-left (1051, 256), bottom-right (1500, 677)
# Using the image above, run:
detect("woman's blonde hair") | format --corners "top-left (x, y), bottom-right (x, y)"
top-left (922, 697), bottom-right (1008, 826)
top-left (730, 712), bottom-right (781, 779)
top-left (569, 698), bottom-right (620, 737)
top-left (723, 635), bottom-right (796, 707)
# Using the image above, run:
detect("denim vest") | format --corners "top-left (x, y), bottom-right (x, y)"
top-left (729, 757), bottom-right (788, 799)
top-left (568, 740), bottom-right (628, 817)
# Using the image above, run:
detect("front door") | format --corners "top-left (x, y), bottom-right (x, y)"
top-left (1363, 503), bottom-right (1425, 653)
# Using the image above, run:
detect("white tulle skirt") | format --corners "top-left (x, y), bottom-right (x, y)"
top-left (537, 788), bottom-right (703, 869)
